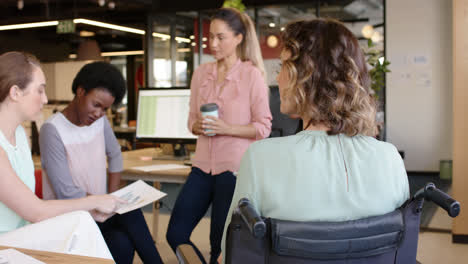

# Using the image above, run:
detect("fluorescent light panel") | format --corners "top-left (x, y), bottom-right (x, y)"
top-left (69, 48), bottom-right (190, 58)
top-left (69, 50), bottom-right (144, 59)
top-left (0, 21), bottom-right (58, 30)
top-left (73, 18), bottom-right (145, 35)
top-left (102, 50), bottom-right (144, 56)
top-left (0, 19), bottom-right (190, 42)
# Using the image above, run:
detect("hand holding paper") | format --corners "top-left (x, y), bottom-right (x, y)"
top-left (110, 180), bottom-right (167, 214)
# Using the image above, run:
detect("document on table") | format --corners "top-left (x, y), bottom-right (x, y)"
top-left (111, 180), bottom-right (167, 214)
top-left (131, 163), bottom-right (190, 172)
top-left (0, 248), bottom-right (45, 264)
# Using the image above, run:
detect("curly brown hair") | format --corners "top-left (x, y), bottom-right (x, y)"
top-left (281, 19), bottom-right (377, 137)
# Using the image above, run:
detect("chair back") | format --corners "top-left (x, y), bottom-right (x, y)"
top-left (34, 169), bottom-right (43, 199)
top-left (226, 198), bottom-right (424, 264)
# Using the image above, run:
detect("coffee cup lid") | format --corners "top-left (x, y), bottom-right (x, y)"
top-left (200, 103), bottom-right (218, 112)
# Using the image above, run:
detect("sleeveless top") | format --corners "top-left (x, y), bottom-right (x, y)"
top-left (0, 126), bottom-right (35, 233)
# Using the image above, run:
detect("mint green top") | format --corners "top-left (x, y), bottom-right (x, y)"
top-left (0, 126), bottom-right (35, 234)
top-left (222, 131), bottom-right (409, 259)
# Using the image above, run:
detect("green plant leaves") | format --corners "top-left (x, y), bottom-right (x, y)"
top-left (365, 39), bottom-right (390, 99)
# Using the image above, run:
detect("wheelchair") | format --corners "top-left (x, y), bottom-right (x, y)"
top-left (177, 183), bottom-right (460, 264)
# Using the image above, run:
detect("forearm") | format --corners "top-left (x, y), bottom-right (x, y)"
top-left (27, 196), bottom-right (97, 223)
top-left (225, 124), bottom-right (256, 139)
top-left (108, 172), bottom-right (121, 193)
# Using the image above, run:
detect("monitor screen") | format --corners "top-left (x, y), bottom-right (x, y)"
top-left (136, 88), bottom-right (197, 142)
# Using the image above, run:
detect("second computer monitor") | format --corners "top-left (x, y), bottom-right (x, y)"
top-left (136, 88), bottom-right (197, 142)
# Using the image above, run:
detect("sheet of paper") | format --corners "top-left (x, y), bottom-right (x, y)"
top-left (130, 163), bottom-right (190, 172)
top-left (111, 180), bottom-right (167, 214)
top-left (0, 248), bottom-right (45, 264)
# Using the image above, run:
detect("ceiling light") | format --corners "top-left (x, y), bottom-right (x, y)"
top-left (280, 27), bottom-right (285, 31)
top-left (0, 21), bottom-right (59, 30)
top-left (177, 48), bottom-right (190, 53)
top-left (17, 0), bottom-right (24, 10)
top-left (108, 1), bottom-right (115, 10)
top-left (176, 37), bottom-right (190, 43)
top-left (371, 31), bottom-right (382, 43)
top-left (202, 37), bottom-right (207, 42)
top-left (102, 50), bottom-right (144, 56)
top-left (202, 44), bottom-right (207, 48)
top-left (361, 24), bottom-right (374, 39)
top-left (269, 22), bottom-right (276, 28)
top-left (69, 50), bottom-right (144, 59)
top-left (79, 30), bottom-right (95, 37)
top-left (98, 0), bottom-right (105, 7)
top-left (266, 35), bottom-right (278, 48)
top-left (153, 32), bottom-right (168, 38)
top-left (191, 42), bottom-right (196, 46)
top-left (0, 18), bottom-right (191, 43)
top-left (73, 18), bottom-right (145, 35)
top-left (189, 35), bottom-right (195, 39)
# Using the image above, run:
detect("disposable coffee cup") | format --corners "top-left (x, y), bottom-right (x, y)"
top-left (200, 103), bottom-right (219, 136)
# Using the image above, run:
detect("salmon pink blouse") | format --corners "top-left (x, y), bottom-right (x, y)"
top-left (188, 59), bottom-right (272, 175)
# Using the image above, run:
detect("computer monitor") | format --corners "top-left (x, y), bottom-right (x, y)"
top-left (136, 88), bottom-right (197, 146)
top-left (268, 86), bottom-right (301, 137)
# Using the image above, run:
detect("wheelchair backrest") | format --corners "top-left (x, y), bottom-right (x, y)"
top-left (225, 198), bottom-right (424, 264)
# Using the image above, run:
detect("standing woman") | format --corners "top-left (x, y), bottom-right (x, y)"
top-left (166, 7), bottom-right (272, 264)
top-left (0, 52), bottom-right (123, 259)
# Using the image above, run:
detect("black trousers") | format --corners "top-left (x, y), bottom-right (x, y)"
top-left (97, 208), bottom-right (163, 264)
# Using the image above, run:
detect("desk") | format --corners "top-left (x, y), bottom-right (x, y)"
top-left (0, 246), bottom-right (114, 264)
top-left (113, 126), bottom-right (136, 150)
top-left (121, 148), bottom-right (191, 238)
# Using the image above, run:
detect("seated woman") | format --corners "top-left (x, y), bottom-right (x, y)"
top-left (221, 18), bottom-right (409, 259)
top-left (0, 52), bottom-right (123, 259)
top-left (39, 61), bottom-right (163, 264)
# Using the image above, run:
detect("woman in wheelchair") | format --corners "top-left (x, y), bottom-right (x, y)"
top-left (220, 18), bottom-right (410, 262)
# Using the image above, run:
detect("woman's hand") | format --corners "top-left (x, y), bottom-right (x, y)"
top-left (192, 117), bottom-right (205, 135)
top-left (92, 194), bottom-right (126, 214)
top-left (202, 116), bottom-right (231, 136)
top-left (90, 210), bottom-right (115, 223)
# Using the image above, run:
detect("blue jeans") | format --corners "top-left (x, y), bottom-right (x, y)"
top-left (166, 167), bottom-right (236, 264)
top-left (97, 208), bottom-right (163, 264)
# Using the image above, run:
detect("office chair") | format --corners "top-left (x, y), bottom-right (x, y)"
top-left (176, 183), bottom-right (460, 264)
top-left (268, 86), bottom-right (300, 138)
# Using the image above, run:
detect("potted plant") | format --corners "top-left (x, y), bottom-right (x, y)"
top-left (223, 0), bottom-right (246, 11)
top-left (365, 39), bottom-right (390, 140)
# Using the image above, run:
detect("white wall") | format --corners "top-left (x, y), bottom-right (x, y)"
top-left (386, 0), bottom-right (452, 171)
top-left (42, 60), bottom-right (91, 101)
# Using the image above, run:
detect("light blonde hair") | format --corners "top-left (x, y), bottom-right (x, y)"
top-left (212, 8), bottom-right (266, 80)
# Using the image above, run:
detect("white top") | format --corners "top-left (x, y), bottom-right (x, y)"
top-left (40, 113), bottom-right (122, 199)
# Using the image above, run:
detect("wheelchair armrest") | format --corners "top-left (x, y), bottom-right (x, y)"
top-left (176, 244), bottom-right (203, 264)
top-left (414, 182), bottom-right (461, 217)
top-left (238, 198), bottom-right (266, 238)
